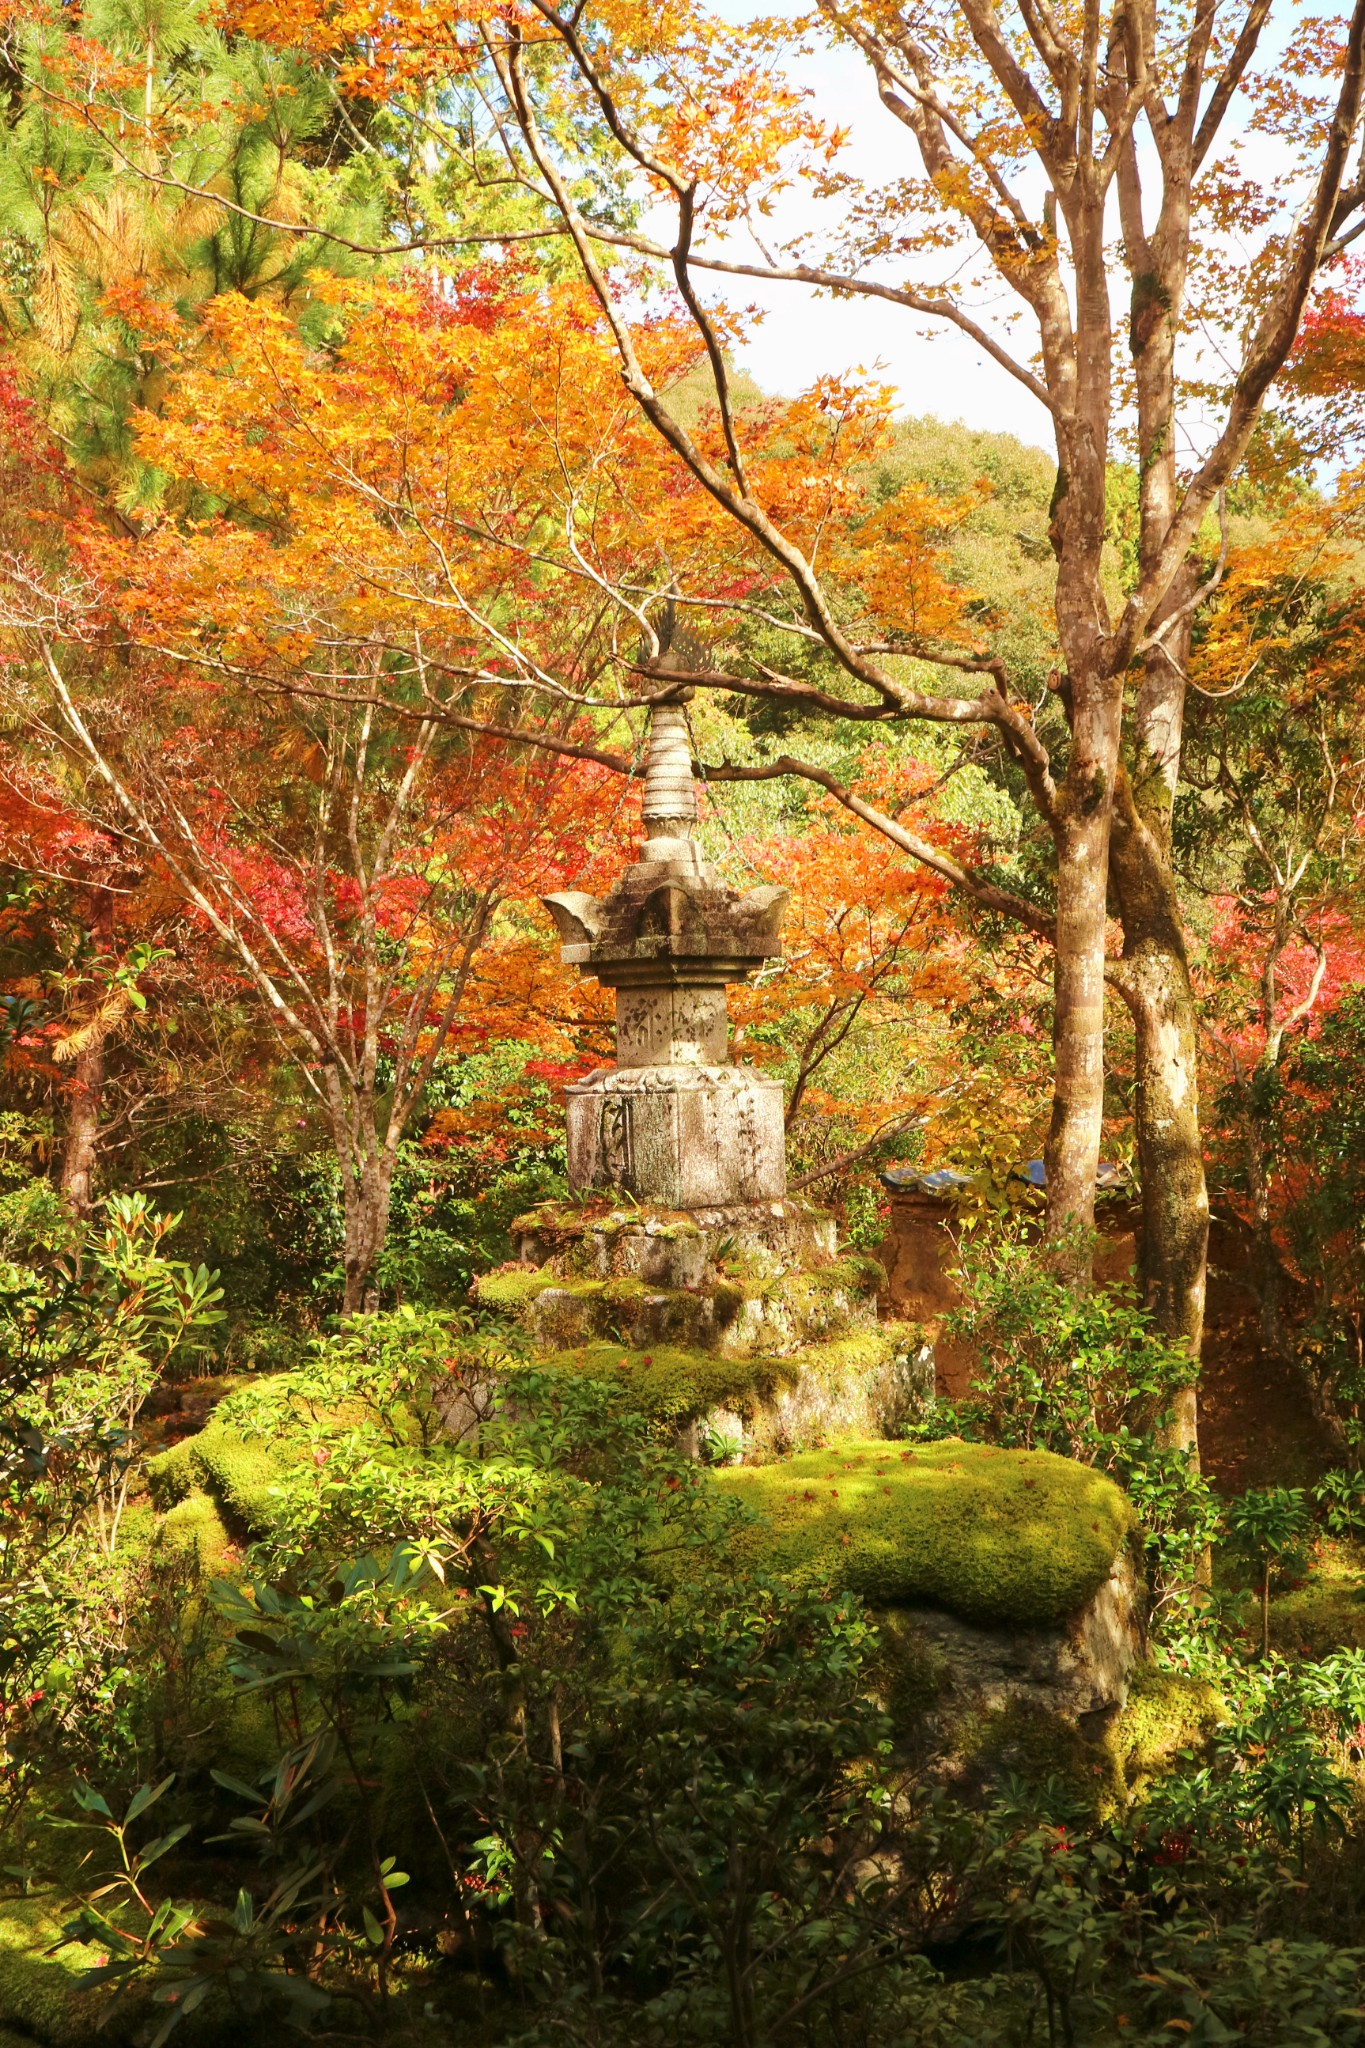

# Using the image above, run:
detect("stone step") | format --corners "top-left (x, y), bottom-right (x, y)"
top-left (475, 1256), bottom-right (884, 1357)
top-left (512, 1197), bottom-right (843, 1285)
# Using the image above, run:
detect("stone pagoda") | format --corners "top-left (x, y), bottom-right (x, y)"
top-left (542, 701), bottom-right (789, 1209)
top-left (473, 694), bottom-right (925, 1462)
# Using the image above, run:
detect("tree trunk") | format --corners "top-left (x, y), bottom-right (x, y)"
top-left (1244, 1081), bottom-right (1287, 1354)
top-left (1110, 771), bottom-right (1207, 1460)
top-left (59, 1035), bottom-right (106, 1221)
top-left (338, 1147), bottom-right (395, 1315)
top-left (58, 886), bottom-right (115, 1221)
top-left (1043, 670), bottom-right (1123, 1261)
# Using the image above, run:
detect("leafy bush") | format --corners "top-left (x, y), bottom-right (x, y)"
top-left (934, 1227), bottom-right (1220, 1622)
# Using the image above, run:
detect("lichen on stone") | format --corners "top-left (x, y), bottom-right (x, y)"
top-left (711, 1439), bottom-right (1134, 1629)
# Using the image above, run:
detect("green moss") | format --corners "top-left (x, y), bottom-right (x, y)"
top-left (512, 1199), bottom-right (704, 1240)
top-left (808, 1254), bottom-right (885, 1297)
top-left (474, 1269), bottom-right (658, 1321)
top-left (1109, 1665), bottom-right (1225, 1795)
top-left (539, 1338), bottom-right (797, 1421)
top-left (871, 1607), bottom-right (950, 1740)
top-left (712, 1440), bottom-right (1133, 1628)
top-left (1269, 1536), bottom-right (1365, 1656)
top-left (150, 1418), bottom-right (297, 1538)
top-left (472, 1266), bottom-right (557, 1312)
top-left (539, 1327), bottom-right (918, 1428)
top-left (187, 1422), bottom-right (290, 1533)
top-left (157, 1490), bottom-right (235, 1573)
top-left (115, 1501), bottom-right (157, 1563)
top-left (0, 1894), bottom-right (130, 2045)
top-left (601, 1276), bottom-right (647, 1307)
top-left (712, 1279), bottom-right (744, 1327)
top-left (146, 1432), bottom-right (196, 1509)
top-left (966, 1698), bottom-right (1125, 1815)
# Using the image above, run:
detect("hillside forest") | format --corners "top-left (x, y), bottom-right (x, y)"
top-left (6, 0), bottom-right (1365, 2042)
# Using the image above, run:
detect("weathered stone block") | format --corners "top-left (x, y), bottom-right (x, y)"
top-left (616, 985), bottom-right (728, 1066)
top-left (511, 1200), bottom-right (838, 1282)
top-left (566, 1065), bottom-right (785, 1208)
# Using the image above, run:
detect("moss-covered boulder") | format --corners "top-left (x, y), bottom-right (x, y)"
top-left (1109, 1664), bottom-right (1226, 1796)
top-left (156, 1490), bottom-right (236, 1572)
top-left (539, 1337), bottom-right (796, 1421)
top-left (148, 1421), bottom-right (296, 1536)
top-left (713, 1439), bottom-right (1134, 1628)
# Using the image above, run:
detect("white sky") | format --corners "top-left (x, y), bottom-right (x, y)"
top-left (722, 33), bottom-right (1055, 452)
top-left (689, 0), bottom-right (1311, 465)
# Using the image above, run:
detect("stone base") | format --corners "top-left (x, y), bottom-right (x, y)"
top-left (565, 1064), bottom-right (784, 1207)
top-left (880, 1547), bottom-right (1146, 1776)
top-left (490, 1198), bottom-right (886, 1360)
top-left (512, 1200), bottom-right (837, 1283)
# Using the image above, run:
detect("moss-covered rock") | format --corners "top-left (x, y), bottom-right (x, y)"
top-left (711, 1439), bottom-right (1133, 1629)
top-left (150, 1422), bottom-right (295, 1537)
top-left (471, 1266), bottom-right (557, 1314)
top-left (1109, 1664), bottom-right (1226, 1795)
top-left (538, 1338), bottom-right (798, 1422)
top-left (536, 1326), bottom-right (929, 1451)
top-left (959, 1697), bottom-right (1128, 1813)
top-left (146, 1432), bottom-right (196, 1509)
top-left (156, 1490), bottom-right (235, 1573)
top-left (805, 1253), bottom-right (886, 1298)
top-left (187, 1422), bottom-right (289, 1532)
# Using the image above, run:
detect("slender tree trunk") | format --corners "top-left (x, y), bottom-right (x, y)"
top-left (59, 885), bottom-right (115, 1221)
top-left (1244, 1079), bottom-right (1287, 1354)
top-left (1045, 807), bottom-right (1111, 1249)
top-left (1043, 668), bottom-right (1124, 1257)
top-left (1109, 775), bottom-right (1207, 1459)
top-left (59, 1034), bottom-right (106, 1220)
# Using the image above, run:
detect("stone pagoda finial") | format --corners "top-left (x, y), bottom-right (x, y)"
top-left (640, 702), bottom-right (698, 848)
top-left (541, 691), bottom-right (790, 1210)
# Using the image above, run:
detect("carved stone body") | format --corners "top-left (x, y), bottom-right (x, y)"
top-left (566, 1064), bottom-right (785, 1207)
